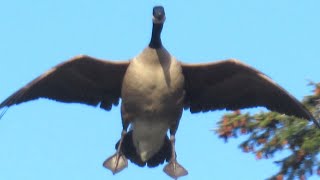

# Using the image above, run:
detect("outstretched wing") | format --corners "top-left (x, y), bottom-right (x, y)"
top-left (0, 55), bottom-right (129, 111)
top-left (181, 59), bottom-right (319, 127)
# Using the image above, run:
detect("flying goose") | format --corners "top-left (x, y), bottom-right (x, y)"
top-left (0, 6), bottom-right (319, 180)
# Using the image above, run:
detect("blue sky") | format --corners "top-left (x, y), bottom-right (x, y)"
top-left (1, 1), bottom-right (320, 180)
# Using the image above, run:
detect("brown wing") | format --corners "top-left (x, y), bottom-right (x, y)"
top-left (0, 55), bottom-right (129, 111)
top-left (181, 59), bottom-right (319, 127)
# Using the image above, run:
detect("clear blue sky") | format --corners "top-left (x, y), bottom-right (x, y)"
top-left (1, 1), bottom-right (320, 180)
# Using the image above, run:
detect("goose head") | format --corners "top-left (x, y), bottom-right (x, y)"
top-left (149, 6), bottom-right (166, 49)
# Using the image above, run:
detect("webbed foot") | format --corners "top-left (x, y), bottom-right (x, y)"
top-left (163, 160), bottom-right (188, 179)
top-left (103, 130), bottom-right (128, 174)
top-left (163, 134), bottom-right (188, 179)
top-left (103, 153), bottom-right (128, 174)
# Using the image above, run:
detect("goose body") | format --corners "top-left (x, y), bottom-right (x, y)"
top-left (122, 47), bottom-right (184, 162)
top-left (0, 6), bottom-right (319, 180)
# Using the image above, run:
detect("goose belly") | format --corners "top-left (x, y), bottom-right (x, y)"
top-left (130, 116), bottom-right (170, 161)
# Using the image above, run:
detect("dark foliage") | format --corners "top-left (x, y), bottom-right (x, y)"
top-left (216, 82), bottom-right (320, 180)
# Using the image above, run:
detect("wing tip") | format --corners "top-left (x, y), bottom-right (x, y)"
top-left (311, 118), bottom-right (320, 128)
top-left (0, 106), bottom-right (9, 120)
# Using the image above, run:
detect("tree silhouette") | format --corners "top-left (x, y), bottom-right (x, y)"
top-left (216, 82), bottom-right (320, 180)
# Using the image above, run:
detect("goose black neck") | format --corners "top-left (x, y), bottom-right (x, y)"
top-left (149, 23), bottom-right (163, 49)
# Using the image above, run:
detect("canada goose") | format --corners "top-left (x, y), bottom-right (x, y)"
top-left (0, 5), bottom-right (319, 180)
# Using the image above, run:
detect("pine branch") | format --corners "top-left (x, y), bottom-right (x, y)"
top-left (215, 82), bottom-right (320, 180)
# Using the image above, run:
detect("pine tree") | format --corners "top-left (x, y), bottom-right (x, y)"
top-left (215, 82), bottom-right (320, 180)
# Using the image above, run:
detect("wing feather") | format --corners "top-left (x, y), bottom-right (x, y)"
top-left (0, 55), bottom-right (129, 111)
top-left (181, 59), bottom-right (319, 127)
